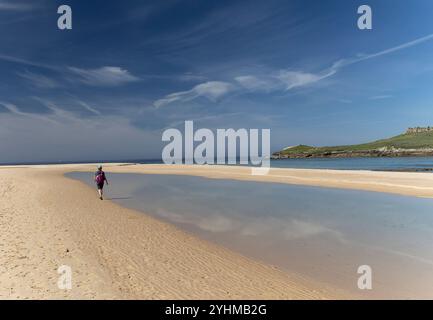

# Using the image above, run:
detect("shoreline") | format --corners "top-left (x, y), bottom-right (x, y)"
top-left (5, 162), bottom-right (433, 199)
top-left (70, 163), bottom-right (433, 198)
top-left (3, 163), bottom-right (433, 299)
top-left (0, 164), bottom-right (349, 299)
top-left (272, 151), bottom-right (433, 159)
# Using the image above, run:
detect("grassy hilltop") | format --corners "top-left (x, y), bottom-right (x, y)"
top-left (273, 129), bottom-right (433, 158)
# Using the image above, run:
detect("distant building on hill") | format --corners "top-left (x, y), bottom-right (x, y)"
top-left (406, 127), bottom-right (433, 134)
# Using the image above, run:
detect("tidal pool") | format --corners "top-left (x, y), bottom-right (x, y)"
top-left (68, 172), bottom-right (433, 299)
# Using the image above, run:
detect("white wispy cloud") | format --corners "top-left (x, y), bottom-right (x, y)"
top-left (32, 97), bottom-right (80, 122)
top-left (0, 102), bottom-right (30, 116)
top-left (276, 69), bottom-right (336, 90)
top-left (17, 71), bottom-right (60, 89)
top-left (234, 69), bottom-right (335, 94)
top-left (369, 95), bottom-right (393, 100)
top-left (235, 33), bottom-right (433, 96)
top-left (332, 32), bottom-right (433, 69)
top-left (0, 53), bottom-right (59, 71)
top-left (68, 66), bottom-right (140, 87)
top-left (31, 97), bottom-right (107, 124)
top-left (234, 75), bottom-right (279, 92)
top-left (1, 53), bottom-right (142, 88)
top-left (154, 81), bottom-right (234, 108)
top-left (2, 98), bottom-right (101, 125)
top-left (75, 100), bottom-right (101, 115)
top-left (0, 102), bottom-right (58, 124)
top-left (0, 100), bottom-right (161, 163)
top-left (155, 69), bottom-right (335, 108)
top-left (1, 52), bottom-right (202, 89)
top-left (2, 53), bottom-right (137, 88)
top-left (0, 0), bottom-right (34, 11)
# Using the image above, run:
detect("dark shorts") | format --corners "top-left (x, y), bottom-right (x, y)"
top-left (97, 183), bottom-right (104, 190)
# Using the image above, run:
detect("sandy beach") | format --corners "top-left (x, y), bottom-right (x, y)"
top-left (2, 163), bottom-right (433, 299)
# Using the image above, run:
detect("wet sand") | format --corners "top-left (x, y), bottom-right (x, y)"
top-left (0, 164), bottom-right (349, 299)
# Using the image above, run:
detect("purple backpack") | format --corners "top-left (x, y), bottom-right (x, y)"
top-left (95, 172), bottom-right (105, 184)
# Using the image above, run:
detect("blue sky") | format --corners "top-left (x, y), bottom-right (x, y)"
top-left (1, 0), bottom-right (433, 162)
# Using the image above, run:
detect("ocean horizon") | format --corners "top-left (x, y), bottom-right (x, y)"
top-left (4, 156), bottom-right (433, 172)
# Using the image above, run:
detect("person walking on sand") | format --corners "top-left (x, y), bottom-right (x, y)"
top-left (95, 166), bottom-right (109, 200)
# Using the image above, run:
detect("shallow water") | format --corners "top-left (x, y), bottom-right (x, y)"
top-left (68, 172), bottom-right (433, 298)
